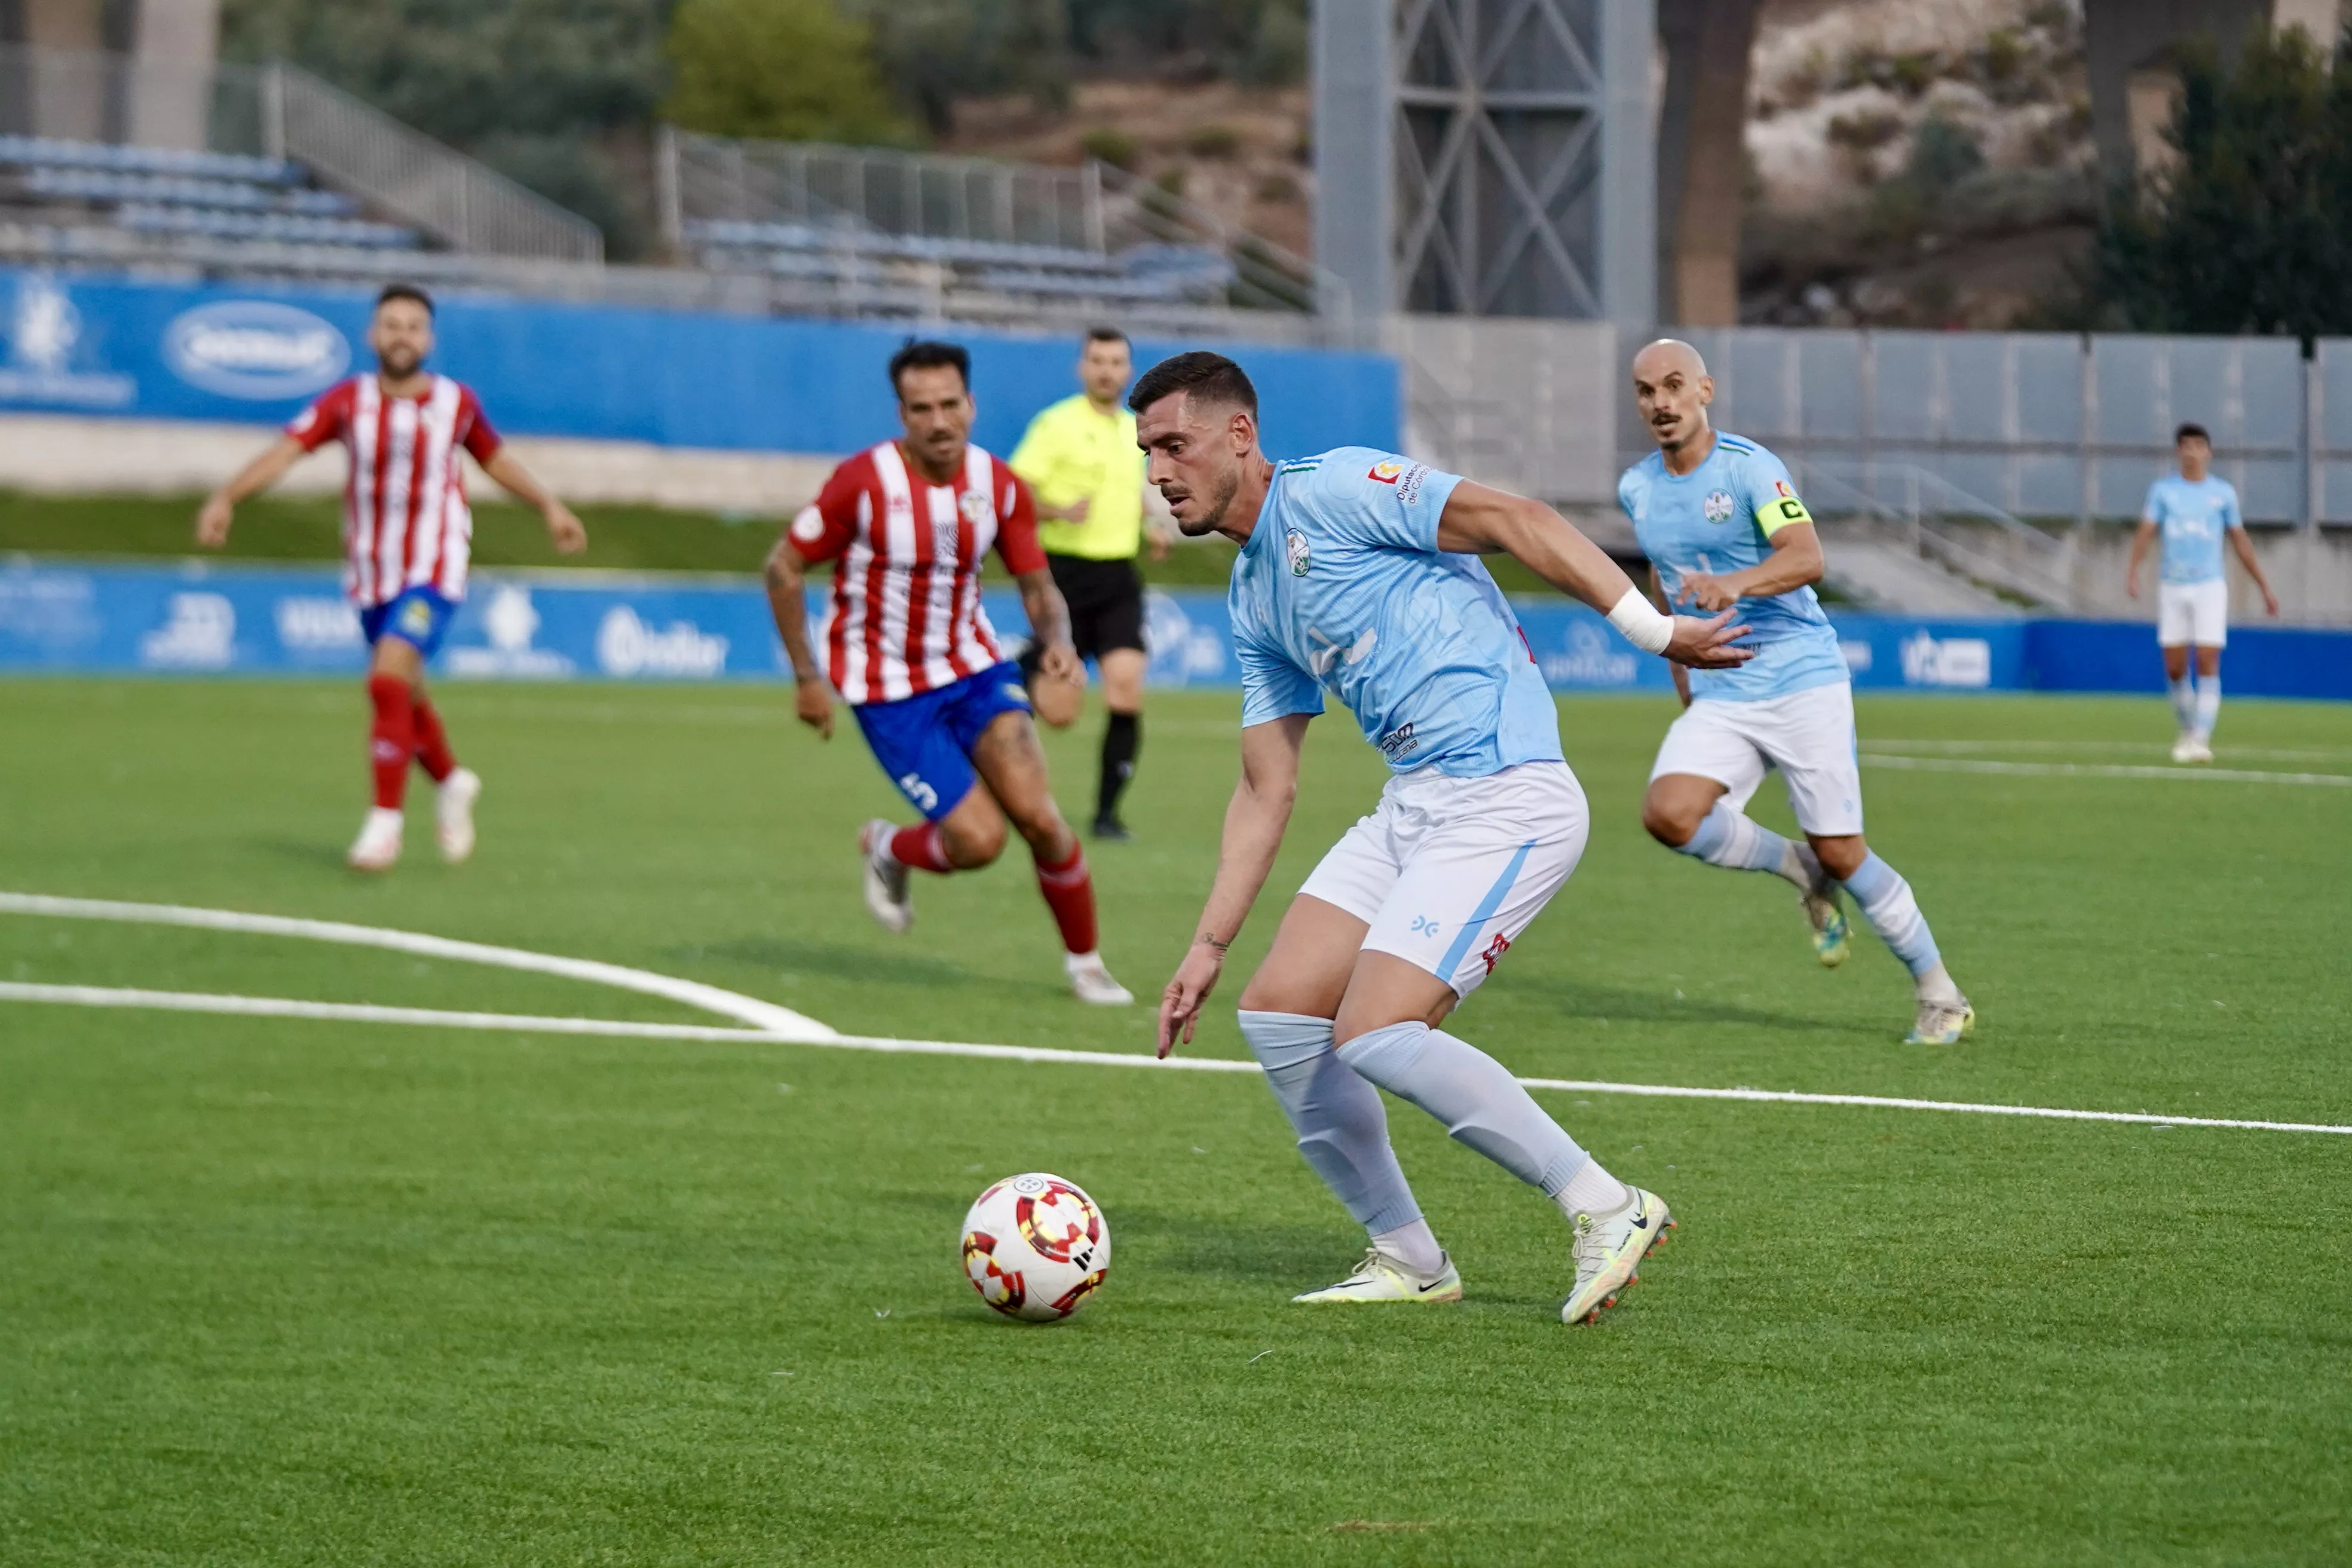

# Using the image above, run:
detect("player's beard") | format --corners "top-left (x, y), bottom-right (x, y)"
top-left (1174, 464), bottom-right (1240, 538)
top-left (379, 346), bottom-right (425, 379)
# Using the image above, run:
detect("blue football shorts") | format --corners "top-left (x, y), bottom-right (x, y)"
top-left (851, 661), bottom-right (1034, 820)
top-left (359, 586), bottom-right (458, 659)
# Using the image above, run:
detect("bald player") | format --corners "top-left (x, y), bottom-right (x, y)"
top-left (1619, 339), bottom-right (1973, 1046)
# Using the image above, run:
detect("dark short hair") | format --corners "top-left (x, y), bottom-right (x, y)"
top-left (1128, 351), bottom-right (1257, 418)
top-left (1085, 326), bottom-right (1129, 348)
top-left (376, 283), bottom-right (434, 316)
top-left (2175, 422), bottom-right (2210, 445)
top-left (889, 338), bottom-right (970, 395)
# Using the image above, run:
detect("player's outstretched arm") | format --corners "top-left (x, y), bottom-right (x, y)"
top-left (480, 449), bottom-right (586, 555)
top-left (1013, 568), bottom-right (1083, 686)
top-left (195, 434), bottom-right (307, 547)
top-left (1158, 713), bottom-right (1308, 1058)
top-left (763, 538), bottom-right (833, 739)
top-left (1435, 480), bottom-right (1751, 669)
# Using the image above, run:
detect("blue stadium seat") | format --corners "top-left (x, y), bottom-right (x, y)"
top-left (22, 168), bottom-right (358, 217)
top-left (114, 204), bottom-right (420, 249)
top-left (0, 134), bottom-right (302, 186)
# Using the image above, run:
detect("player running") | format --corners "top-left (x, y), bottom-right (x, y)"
top-left (1145, 351), bottom-right (1749, 1324)
top-left (2126, 422), bottom-right (2280, 763)
top-left (763, 339), bottom-right (1132, 1007)
top-left (195, 283), bottom-right (585, 871)
top-left (1621, 339), bottom-right (1971, 1046)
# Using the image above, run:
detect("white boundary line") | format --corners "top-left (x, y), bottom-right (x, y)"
top-left (0, 892), bottom-right (835, 1039)
top-left (1861, 755), bottom-right (2351, 788)
top-left (4, 980), bottom-right (2347, 1138)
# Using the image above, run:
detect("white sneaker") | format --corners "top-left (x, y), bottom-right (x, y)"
top-left (436, 767), bottom-right (481, 863)
top-left (2182, 736), bottom-right (2213, 764)
top-left (1066, 951), bottom-right (1134, 1006)
top-left (858, 819), bottom-right (913, 933)
top-left (346, 807), bottom-right (403, 872)
top-left (1294, 1248), bottom-right (1463, 1304)
top-left (1561, 1187), bottom-right (1674, 1324)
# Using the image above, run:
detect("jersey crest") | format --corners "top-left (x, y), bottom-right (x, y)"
top-left (1285, 526), bottom-right (1312, 577)
top-left (1703, 489), bottom-right (1735, 523)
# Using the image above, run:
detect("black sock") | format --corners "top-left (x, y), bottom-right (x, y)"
top-left (1098, 712), bottom-right (1140, 822)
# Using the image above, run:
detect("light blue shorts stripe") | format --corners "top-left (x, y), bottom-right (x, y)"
top-left (1436, 839), bottom-right (1535, 978)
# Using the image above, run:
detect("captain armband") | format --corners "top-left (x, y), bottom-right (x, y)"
top-left (1604, 587), bottom-right (1674, 656)
top-left (1757, 492), bottom-right (1815, 535)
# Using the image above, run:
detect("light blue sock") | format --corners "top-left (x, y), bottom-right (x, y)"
top-left (1238, 1011), bottom-right (1423, 1235)
top-left (1840, 852), bottom-right (1941, 977)
top-left (2167, 676), bottom-right (2195, 730)
top-left (1677, 803), bottom-right (1812, 886)
top-left (1336, 1021), bottom-right (1590, 1196)
top-left (2194, 677), bottom-right (2221, 740)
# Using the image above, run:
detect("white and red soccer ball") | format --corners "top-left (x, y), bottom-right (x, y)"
top-left (960, 1172), bottom-right (1108, 1323)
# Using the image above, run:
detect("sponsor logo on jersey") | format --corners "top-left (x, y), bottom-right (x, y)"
top-left (1368, 458), bottom-right (1405, 484)
top-left (957, 488), bottom-right (993, 529)
top-left (1775, 479), bottom-right (1795, 498)
top-left (1480, 930), bottom-right (1512, 974)
top-left (1376, 720), bottom-right (1419, 760)
top-left (1396, 463), bottom-right (1431, 504)
top-left (1703, 489), bottom-right (1736, 523)
top-left (789, 506), bottom-right (826, 544)
top-left (1285, 526), bottom-right (1311, 576)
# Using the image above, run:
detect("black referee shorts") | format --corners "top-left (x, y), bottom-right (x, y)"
top-left (1043, 553), bottom-right (1145, 662)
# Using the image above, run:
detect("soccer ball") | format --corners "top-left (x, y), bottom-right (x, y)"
top-left (959, 1172), bottom-right (1109, 1323)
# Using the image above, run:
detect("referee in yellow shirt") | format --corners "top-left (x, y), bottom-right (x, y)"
top-left (1011, 327), bottom-right (1167, 840)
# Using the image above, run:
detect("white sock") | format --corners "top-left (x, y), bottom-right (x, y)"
top-left (2168, 676), bottom-right (2195, 731)
top-left (1371, 1217), bottom-right (1446, 1276)
top-left (2194, 678), bottom-right (2221, 741)
top-left (1557, 1156), bottom-right (1631, 1218)
top-left (1915, 960), bottom-right (1963, 1004)
top-left (364, 806), bottom-right (402, 829)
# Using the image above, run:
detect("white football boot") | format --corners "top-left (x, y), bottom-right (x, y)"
top-left (346, 807), bottom-right (404, 872)
top-left (1561, 1187), bottom-right (1674, 1324)
top-left (858, 819), bottom-right (915, 933)
top-left (1294, 1247), bottom-right (1463, 1304)
top-left (1066, 951), bottom-right (1134, 1006)
top-left (436, 767), bottom-right (482, 863)
top-left (2181, 736), bottom-right (2214, 764)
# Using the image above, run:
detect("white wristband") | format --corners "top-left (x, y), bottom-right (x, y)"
top-left (1606, 587), bottom-right (1674, 656)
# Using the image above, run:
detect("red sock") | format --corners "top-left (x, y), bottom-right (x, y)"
top-left (887, 822), bottom-right (954, 874)
top-left (366, 675), bottom-right (415, 810)
top-left (411, 697), bottom-right (457, 783)
top-left (1032, 840), bottom-right (1099, 956)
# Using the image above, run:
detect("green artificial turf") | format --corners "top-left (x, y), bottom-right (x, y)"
top-left (2, 679), bottom-right (2349, 1565)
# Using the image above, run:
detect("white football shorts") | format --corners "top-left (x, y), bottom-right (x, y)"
top-left (1650, 679), bottom-right (1864, 837)
top-left (1297, 760), bottom-right (1587, 999)
top-left (2157, 579), bottom-right (2228, 648)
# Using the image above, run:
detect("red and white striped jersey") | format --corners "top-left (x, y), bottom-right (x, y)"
top-left (789, 440), bottom-right (1045, 706)
top-left (287, 374), bottom-right (503, 607)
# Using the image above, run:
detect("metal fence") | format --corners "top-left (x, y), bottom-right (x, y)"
top-left (1656, 327), bottom-right (2336, 527)
top-left (658, 128), bottom-right (1341, 324)
top-left (0, 46), bottom-right (602, 264)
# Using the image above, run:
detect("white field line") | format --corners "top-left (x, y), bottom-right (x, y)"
top-left (0, 892), bottom-right (835, 1039)
top-left (4, 981), bottom-right (2348, 1138)
top-left (1861, 754), bottom-right (2352, 788)
top-left (1867, 739), bottom-right (2352, 762)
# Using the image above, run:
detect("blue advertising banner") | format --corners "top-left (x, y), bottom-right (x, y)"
top-left (6, 559), bottom-right (2345, 700)
top-left (0, 268), bottom-right (1400, 460)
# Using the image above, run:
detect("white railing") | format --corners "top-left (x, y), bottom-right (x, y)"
top-left (0, 46), bottom-right (601, 263)
top-left (659, 127), bottom-right (1343, 325)
top-left (258, 65), bottom-right (601, 263)
top-left (1794, 460), bottom-right (2080, 611)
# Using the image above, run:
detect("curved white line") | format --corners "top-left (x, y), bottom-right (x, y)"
top-left (0, 892), bottom-right (836, 1040)
top-left (3, 981), bottom-right (2345, 1138)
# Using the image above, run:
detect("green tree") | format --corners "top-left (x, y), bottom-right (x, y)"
top-left (2080, 24), bottom-right (2352, 336)
top-left (664, 0), bottom-right (909, 145)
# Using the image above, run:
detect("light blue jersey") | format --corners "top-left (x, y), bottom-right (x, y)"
top-left (2143, 473), bottom-right (2241, 584)
top-left (1619, 431), bottom-right (1847, 703)
top-left (1230, 448), bottom-right (1563, 779)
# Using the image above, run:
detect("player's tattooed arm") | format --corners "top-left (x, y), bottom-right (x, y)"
top-left (1159, 713), bottom-right (1309, 1057)
top-left (195, 435), bottom-right (307, 547)
top-left (763, 537), bottom-right (834, 739)
top-left (1676, 521), bottom-right (1823, 611)
top-left (1652, 568), bottom-right (1692, 709)
top-left (1014, 568), bottom-right (1085, 687)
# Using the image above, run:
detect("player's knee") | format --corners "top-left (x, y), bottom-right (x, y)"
top-left (1811, 835), bottom-right (1867, 881)
top-left (1641, 794), bottom-right (1698, 847)
top-left (944, 816), bottom-right (1007, 867)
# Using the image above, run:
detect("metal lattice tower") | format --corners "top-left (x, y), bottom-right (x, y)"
top-left (1315, 0), bottom-right (1653, 326)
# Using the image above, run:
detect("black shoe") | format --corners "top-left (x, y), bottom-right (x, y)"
top-left (1091, 816), bottom-right (1131, 842)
